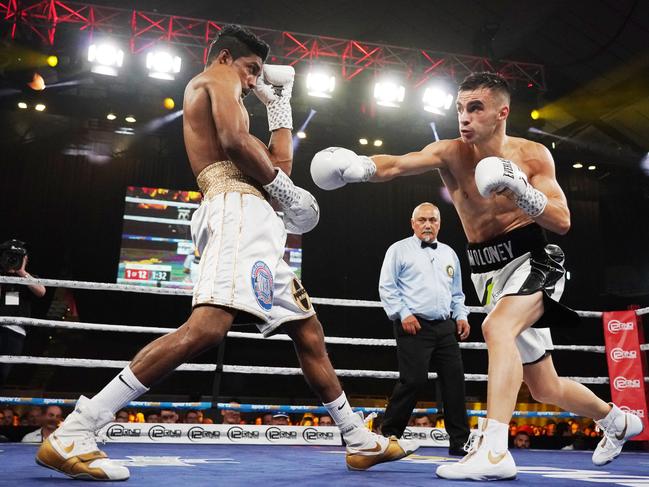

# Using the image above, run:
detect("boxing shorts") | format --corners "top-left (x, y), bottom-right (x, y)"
top-left (467, 223), bottom-right (579, 364)
top-left (190, 161), bottom-right (315, 336)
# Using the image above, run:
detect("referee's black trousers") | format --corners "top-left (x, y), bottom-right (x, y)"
top-left (381, 317), bottom-right (469, 450)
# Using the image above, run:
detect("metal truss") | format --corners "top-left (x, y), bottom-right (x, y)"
top-left (0, 0), bottom-right (545, 90)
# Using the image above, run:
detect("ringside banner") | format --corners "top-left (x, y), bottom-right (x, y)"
top-left (602, 310), bottom-right (649, 440)
top-left (98, 423), bottom-right (449, 446)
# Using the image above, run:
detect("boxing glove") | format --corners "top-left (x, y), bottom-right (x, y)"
top-left (475, 156), bottom-right (547, 217)
top-left (310, 147), bottom-right (377, 191)
top-left (263, 169), bottom-right (319, 234)
top-left (254, 64), bottom-right (294, 131)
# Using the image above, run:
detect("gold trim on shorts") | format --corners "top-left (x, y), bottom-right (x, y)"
top-left (197, 161), bottom-right (266, 200)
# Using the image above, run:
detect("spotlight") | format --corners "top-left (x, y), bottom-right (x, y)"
top-left (88, 42), bottom-right (124, 76)
top-left (17, 102), bottom-right (28, 109)
top-left (587, 165), bottom-right (596, 171)
top-left (27, 73), bottom-right (45, 91)
top-left (163, 97), bottom-right (175, 110)
top-left (359, 138), bottom-right (368, 145)
top-left (125, 115), bottom-right (136, 123)
top-left (373, 139), bottom-right (383, 147)
top-left (146, 50), bottom-right (182, 81)
top-left (373, 81), bottom-right (405, 108)
top-left (106, 113), bottom-right (117, 121)
top-left (296, 131), bottom-right (306, 139)
top-left (551, 142), bottom-right (556, 149)
top-left (46, 55), bottom-right (58, 67)
top-left (422, 86), bottom-right (453, 115)
top-left (572, 163), bottom-right (583, 169)
top-left (530, 109), bottom-right (540, 120)
top-left (34, 103), bottom-right (46, 112)
top-left (306, 71), bottom-right (335, 98)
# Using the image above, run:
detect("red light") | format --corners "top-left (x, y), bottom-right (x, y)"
top-left (527, 82), bottom-right (533, 88)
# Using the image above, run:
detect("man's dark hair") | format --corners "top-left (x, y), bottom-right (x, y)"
top-left (458, 72), bottom-right (511, 100)
top-left (206, 24), bottom-right (269, 66)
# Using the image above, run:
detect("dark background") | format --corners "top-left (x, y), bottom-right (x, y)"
top-left (1, 0), bottom-right (648, 406)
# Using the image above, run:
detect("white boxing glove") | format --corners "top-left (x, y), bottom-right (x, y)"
top-left (310, 147), bottom-right (377, 191)
top-left (254, 64), bottom-right (294, 131)
top-left (475, 156), bottom-right (548, 217)
top-left (263, 169), bottom-right (319, 234)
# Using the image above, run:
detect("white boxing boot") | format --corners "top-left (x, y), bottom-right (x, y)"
top-left (436, 417), bottom-right (517, 481)
top-left (592, 403), bottom-right (644, 466)
top-left (36, 396), bottom-right (129, 481)
top-left (341, 412), bottom-right (419, 470)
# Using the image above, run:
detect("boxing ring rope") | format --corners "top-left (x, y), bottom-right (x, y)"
top-left (0, 317), bottom-right (610, 352)
top-left (1, 275), bottom-right (630, 318)
top-left (0, 397), bottom-right (582, 419)
top-left (1, 275), bottom-right (647, 420)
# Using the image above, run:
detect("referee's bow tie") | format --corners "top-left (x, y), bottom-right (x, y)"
top-left (421, 240), bottom-right (437, 249)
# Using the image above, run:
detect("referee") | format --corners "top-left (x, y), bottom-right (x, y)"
top-left (379, 202), bottom-right (470, 456)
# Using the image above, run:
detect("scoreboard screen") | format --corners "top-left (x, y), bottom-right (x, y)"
top-left (117, 186), bottom-right (302, 289)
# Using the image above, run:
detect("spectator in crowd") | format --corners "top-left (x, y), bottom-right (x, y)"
top-left (513, 431), bottom-right (530, 449)
top-left (271, 413), bottom-right (290, 426)
top-left (2, 407), bottom-right (15, 426)
top-left (145, 410), bottom-right (160, 423)
top-left (261, 413), bottom-right (273, 425)
top-left (184, 410), bottom-right (200, 423)
top-left (221, 403), bottom-right (242, 425)
top-left (26, 406), bottom-right (43, 427)
top-left (544, 420), bottom-right (556, 436)
top-left (556, 421), bottom-right (571, 437)
top-left (570, 421), bottom-right (581, 435)
top-left (22, 406), bottom-right (63, 443)
top-left (115, 410), bottom-right (129, 423)
top-left (318, 415), bottom-right (333, 426)
top-left (300, 413), bottom-right (315, 426)
top-left (508, 420), bottom-right (518, 437)
top-left (413, 414), bottom-right (433, 428)
top-left (160, 409), bottom-right (179, 423)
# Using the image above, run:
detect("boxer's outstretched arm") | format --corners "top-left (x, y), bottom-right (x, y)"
top-left (206, 73), bottom-right (276, 185)
top-left (370, 140), bottom-right (448, 181)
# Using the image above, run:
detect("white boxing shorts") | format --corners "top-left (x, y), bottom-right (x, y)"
top-left (190, 162), bottom-right (315, 336)
top-left (467, 224), bottom-right (577, 365)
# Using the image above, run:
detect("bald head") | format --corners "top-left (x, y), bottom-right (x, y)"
top-left (411, 202), bottom-right (439, 220)
top-left (411, 202), bottom-right (441, 243)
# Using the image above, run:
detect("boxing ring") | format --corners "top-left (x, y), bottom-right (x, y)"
top-left (1, 275), bottom-right (649, 485)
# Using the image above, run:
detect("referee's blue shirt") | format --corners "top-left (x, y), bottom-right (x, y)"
top-left (379, 235), bottom-right (468, 322)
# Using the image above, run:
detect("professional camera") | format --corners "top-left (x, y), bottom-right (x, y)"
top-left (0, 240), bottom-right (27, 273)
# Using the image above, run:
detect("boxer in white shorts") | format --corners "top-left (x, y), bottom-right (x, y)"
top-left (191, 162), bottom-right (315, 336)
top-left (37, 25), bottom-right (417, 482)
top-left (311, 71), bottom-right (643, 480)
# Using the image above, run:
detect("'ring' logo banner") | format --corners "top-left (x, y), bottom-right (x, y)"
top-left (607, 320), bottom-right (634, 333)
top-left (613, 376), bottom-right (641, 391)
top-left (610, 348), bottom-right (637, 362)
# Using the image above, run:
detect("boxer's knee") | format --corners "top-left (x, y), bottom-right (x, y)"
top-left (178, 306), bottom-right (233, 354)
top-left (286, 316), bottom-right (326, 357)
top-left (481, 315), bottom-right (516, 346)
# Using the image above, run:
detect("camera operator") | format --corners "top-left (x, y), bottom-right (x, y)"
top-left (0, 240), bottom-right (46, 387)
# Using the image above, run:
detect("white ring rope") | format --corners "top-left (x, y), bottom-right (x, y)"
top-left (0, 317), bottom-right (611, 353)
top-left (1, 355), bottom-right (628, 385)
top-left (0, 276), bottom-right (612, 317)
